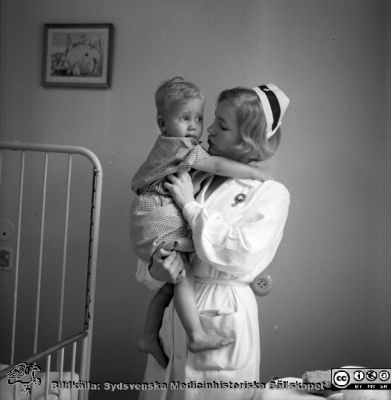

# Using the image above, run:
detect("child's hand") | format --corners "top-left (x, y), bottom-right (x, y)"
top-left (253, 167), bottom-right (273, 182)
top-left (164, 171), bottom-right (195, 210)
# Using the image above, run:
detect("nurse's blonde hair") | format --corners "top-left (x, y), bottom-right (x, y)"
top-left (217, 88), bottom-right (281, 161)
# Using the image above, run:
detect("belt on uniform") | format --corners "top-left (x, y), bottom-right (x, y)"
top-left (194, 276), bottom-right (248, 287)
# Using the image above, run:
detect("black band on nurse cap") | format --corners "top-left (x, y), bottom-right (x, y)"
top-left (258, 85), bottom-right (281, 132)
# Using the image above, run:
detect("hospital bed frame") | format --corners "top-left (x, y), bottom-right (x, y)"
top-left (0, 142), bottom-right (103, 400)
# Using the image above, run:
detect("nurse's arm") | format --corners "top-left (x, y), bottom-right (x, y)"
top-left (182, 183), bottom-right (290, 276)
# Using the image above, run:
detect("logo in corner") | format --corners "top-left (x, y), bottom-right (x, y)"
top-left (332, 369), bottom-right (350, 389)
top-left (7, 362), bottom-right (42, 393)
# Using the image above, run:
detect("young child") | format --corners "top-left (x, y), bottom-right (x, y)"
top-left (130, 77), bottom-right (271, 368)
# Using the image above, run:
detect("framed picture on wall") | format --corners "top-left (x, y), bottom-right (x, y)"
top-left (42, 23), bottom-right (114, 88)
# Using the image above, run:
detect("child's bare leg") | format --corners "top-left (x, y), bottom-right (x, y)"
top-left (174, 262), bottom-right (234, 353)
top-left (138, 283), bottom-right (173, 368)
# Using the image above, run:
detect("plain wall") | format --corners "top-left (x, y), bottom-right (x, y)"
top-left (1, 0), bottom-right (390, 398)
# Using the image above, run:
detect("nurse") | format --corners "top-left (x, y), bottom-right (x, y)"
top-left (136, 83), bottom-right (291, 400)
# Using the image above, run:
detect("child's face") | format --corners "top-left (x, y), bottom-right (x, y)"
top-left (161, 97), bottom-right (204, 140)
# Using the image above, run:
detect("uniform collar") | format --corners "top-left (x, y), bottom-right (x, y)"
top-left (233, 178), bottom-right (262, 188)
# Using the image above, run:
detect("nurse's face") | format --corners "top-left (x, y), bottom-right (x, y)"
top-left (207, 100), bottom-right (242, 162)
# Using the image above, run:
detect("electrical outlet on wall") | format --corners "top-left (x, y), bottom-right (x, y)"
top-left (0, 218), bottom-right (14, 241)
top-left (0, 247), bottom-right (13, 270)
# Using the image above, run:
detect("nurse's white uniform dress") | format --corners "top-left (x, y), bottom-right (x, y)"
top-left (136, 177), bottom-right (290, 400)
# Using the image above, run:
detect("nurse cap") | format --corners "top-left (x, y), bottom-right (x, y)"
top-left (252, 83), bottom-right (290, 139)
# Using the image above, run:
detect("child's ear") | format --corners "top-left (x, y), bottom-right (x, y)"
top-left (157, 114), bottom-right (166, 132)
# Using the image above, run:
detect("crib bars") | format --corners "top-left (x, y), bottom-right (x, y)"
top-left (0, 142), bottom-right (102, 400)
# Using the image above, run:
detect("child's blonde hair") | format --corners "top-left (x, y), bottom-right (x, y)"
top-left (155, 77), bottom-right (204, 116)
top-left (217, 88), bottom-right (281, 161)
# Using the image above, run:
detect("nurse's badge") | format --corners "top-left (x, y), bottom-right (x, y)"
top-left (232, 193), bottom-right (246, 206)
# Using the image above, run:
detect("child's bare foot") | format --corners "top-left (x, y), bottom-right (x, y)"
top-left (138, 335), bottom-right (168, 368)
top-left (188, 333), bottom-right (234, 353)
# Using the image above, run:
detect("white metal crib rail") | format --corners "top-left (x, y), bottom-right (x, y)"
top-left (0, 142), bottom-right (103, 400)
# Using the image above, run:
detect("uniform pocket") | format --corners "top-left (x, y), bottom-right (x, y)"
top-left (187, 308), bottom-right (247, 371)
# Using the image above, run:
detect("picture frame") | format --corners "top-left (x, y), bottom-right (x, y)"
top-left (42, 23), bottom-right (114, 88)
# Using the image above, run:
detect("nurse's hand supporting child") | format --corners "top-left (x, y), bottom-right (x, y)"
top-left (149, 245), bottom-right (186, 284)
